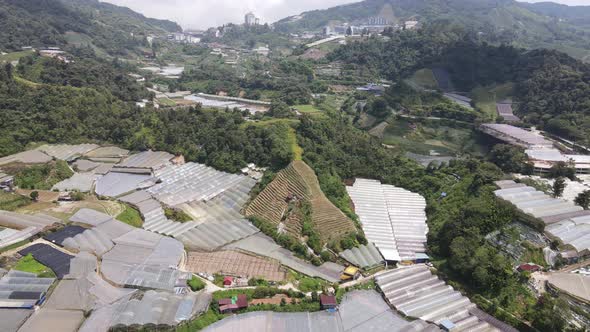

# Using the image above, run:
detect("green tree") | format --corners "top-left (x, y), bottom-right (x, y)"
top-left (552, 177), bottom-right (566, 198)
top-left (529, 294), bottom-right (569, 332)
top-left (29, 191), bottom-right (39, 202)
top-left (575, 190), bottom-right (590, 210)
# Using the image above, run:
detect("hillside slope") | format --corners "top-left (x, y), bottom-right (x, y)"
top-left (0, 0), bottom-right (180, 56)
top-left (245, 160), bottom-right (357, 244)
top-left (276, 0), bottom-right (590, 60)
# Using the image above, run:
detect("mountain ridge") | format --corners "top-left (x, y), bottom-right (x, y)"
top-left (275, 0), bottom-right (590, 60)
top-left (0, 0), bottom-right (181, 56)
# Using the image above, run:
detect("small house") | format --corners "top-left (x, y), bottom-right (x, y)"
top-left (319, 294), bottom-right (337, 310)
top-left (218, 294), bottom-right (248, 313)
top-left (340, 266), bottom-right (361, 281)
top-left (517, 263), bottom-right (542, 273)
top-left (223, 276), bottom-right (234, 287)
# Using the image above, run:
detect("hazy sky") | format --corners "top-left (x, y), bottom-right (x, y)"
top-left (101, 0), bottom-right (590, 30)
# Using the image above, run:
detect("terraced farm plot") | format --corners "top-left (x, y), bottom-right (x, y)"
top-left (245, 161), bottom-right (356, 242)
top-left (186, 250), bottom-right (286, 281)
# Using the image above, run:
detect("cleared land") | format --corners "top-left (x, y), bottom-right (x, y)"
top-left (471, 83), bottom-right (514, 121)
top-left (186, 250), bottom-right (286, 281)
top-left (407, 68), bottom-right (438, 90)
top-left (245, 161), bottom-right (356, 242)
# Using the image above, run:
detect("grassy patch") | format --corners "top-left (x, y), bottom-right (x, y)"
top-left (287, 127), bottom-right (303, 161)
top-left (0, 50), bottom-right (34, 63)
top-left (293, 104), bottom-right (322, 116)
top-left (13, 160), bottom-right (73, 190)
top-left (471, 83), bottom-right (514, 121)
top-left (116, 204), bottom-right (143, 228)
top-left (157, 97), bottom-right (177, 107)
top-left (382, 119), bottom-right (487, 156)
top-left (164, 207), bottom-right (193, 222)
top-left (0, 192), bottom-right (30, 211)
top-left (407, 68), bottom-right (438, 89)
top-left (0, 240), bottom-right (30, 253)
top-left (188, 275), bottom-right (206, 292)
top-left (14, 254), bottom-right (55, 277)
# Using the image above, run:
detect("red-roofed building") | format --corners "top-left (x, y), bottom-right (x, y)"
top-left (218, 294), bottom-right (248, 313)
top-left (517, 263), bottom-right (542, 273)
top-left (223, 276), bottom-right (234, 287)
top-left (319, 294), bottom-right (337, 310)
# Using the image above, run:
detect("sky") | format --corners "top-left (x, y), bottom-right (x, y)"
top-left (101, 0), bottom-right (590, 30)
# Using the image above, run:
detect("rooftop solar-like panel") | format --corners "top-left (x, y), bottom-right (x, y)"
top-left (18, 244), bottom-right (74, 279)
top-left (44, 226), bottom-right (87, 246)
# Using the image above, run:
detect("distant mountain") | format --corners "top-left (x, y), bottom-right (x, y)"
top-left (0, 0), bottom-right (181, 56)
top-left (275, 0), bottom-right (590, 60)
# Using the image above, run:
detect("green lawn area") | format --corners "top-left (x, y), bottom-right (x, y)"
top-left (0, 192), bottom-right (30, 211)
top-left (407, 68), bottom-right (439, 90)
top-left (157, 97), bottom-right (177, 107)
top-left (14, 254), bottom-right (56, 277)
top-left (164, 207), bottom-right (193, 223)
top-left (116, 204), bottom-right (143, 228)
top-left (293, 104), bottom-right (321, 115)
top-left (188, 275), bottom-right (206, 291)
top-left (471, 83), bottom-right (514, 122)
top-left (0, 50), bottom-right (34, 63)
top-left (288, 127), bottom-right (303, 161)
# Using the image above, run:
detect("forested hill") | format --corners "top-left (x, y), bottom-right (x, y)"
top-left (0, 0), bottom-right (181, 56)
top-left (275, 0), bottom-right (590, 60)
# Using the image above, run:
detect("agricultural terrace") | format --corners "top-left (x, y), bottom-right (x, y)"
top-left (245, 160), bottom-right (356, 243)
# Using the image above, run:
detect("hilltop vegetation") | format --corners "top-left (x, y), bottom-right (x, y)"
top-left (330, 27), bottom-right (590, 146)
top-left (0, 63), bottom-right (292, 173)
top-left (277, 0), bottom-right (590, 60)
top-left (0, 0), bottom-right (180, 56)
top-left (246, 160), bottom-right (358, 253)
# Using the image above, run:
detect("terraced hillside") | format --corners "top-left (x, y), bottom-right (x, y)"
top-left (245, 161), bottom-right (356, 243)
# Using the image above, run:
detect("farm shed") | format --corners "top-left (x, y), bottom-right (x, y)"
top-left (94, 172), bottom-right (152, 198)
top-left (480, 124), bottom-right (553, 149)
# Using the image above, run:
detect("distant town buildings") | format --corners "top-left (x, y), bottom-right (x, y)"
top-left (245, 12), bottom-right (260, 26)
top-left (404, 20), bottom-right (419, 30)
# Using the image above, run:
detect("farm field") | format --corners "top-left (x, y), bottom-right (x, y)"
top-left (0, 50), bottom-right (34, 63)
top-left (381, 118), bottom-right (488, 156)
top-left (471, 83), bottom-right (515, 121)
top-left (406, 68), bottom-right (438, 90)
top-left (245, 160), bottom-right (356, 242)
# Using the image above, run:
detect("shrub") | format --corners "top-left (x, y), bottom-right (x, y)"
top-left (188, 276), bottom-right (206, 291)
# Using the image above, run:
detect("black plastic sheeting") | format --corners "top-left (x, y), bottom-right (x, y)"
top-left (8, 291), bottom-right (43, 300)
top-left (19, 244), bottom-right (73, 279)
top-left (43, 226), bottom-right (87, 245)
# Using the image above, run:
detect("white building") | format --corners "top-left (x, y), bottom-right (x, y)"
top-left (245, 12), bottom-right (259, 26)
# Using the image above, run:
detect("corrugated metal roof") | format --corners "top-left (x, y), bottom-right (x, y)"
top-left (376, 266), bottom-right (493, 330)
top-left (340, 243), bottom-right (384, 268)
top-left (347, 179), bottom-right (428, 261)
top-left (496, 181), bottom-right (590, 255)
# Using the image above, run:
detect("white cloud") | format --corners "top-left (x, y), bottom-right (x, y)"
top-left (100, 0), bottom-right (590, 30)
top-left (100, 0), bottom-right (359, 30)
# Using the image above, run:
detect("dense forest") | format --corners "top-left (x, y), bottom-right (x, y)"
top-left (331, 27), bottom-right (590, 145)
top-left (0, 0), bottom-right (180, 55)
top-left (0, 63), bottom-right (291, 173)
